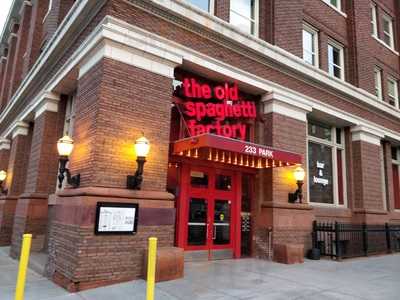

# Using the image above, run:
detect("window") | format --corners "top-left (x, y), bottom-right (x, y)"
top-left (323, 0), bottom-right (341, 11)
top-left (230, 0), bottom-right (258, 36)
top-left (303, 24), bottom-right (319, 67)
top-left (392, 147), bottom-right (400, 209)
top-left (328, 42), bottom-right (344, 79)
top-left (382, 14), bottom-right (394, 49)
top-left (186, 0), bottom-right (214, 13)
top-left (387, 77), bottom-right (399, 107)
top-left (307, 120), bottom-right (346, 206)
top-left (374, 67), bottom-right (383, 100)
top-left (371, 4), bottom-right (378, 37)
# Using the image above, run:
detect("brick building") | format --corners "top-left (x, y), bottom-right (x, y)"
top-left (0, 0), bottom-right (399, 291)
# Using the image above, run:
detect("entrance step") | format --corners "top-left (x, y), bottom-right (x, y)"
top-left (184, 249), bottom-right (233, 261)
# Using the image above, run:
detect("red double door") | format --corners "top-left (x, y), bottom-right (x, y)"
top-left (176, 165), bottom-right (242, 259)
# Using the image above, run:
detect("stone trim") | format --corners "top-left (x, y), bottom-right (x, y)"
top-left (261, 92), bottom-right (312, 122)
top-left (11, 121), bottom-right (29, 139)
top-left (351, 125), bottom-right (385, 146)
top-left (34, 92), bottom-right (60, 119)
top-left (0, 138), bottom-right (10, 150)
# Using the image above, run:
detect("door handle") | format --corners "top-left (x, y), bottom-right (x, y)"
top-left (206, 223), bottom-right (209, 239)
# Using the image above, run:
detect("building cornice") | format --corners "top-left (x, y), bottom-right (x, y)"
top-left (351, 125), bottom-right (385, 146)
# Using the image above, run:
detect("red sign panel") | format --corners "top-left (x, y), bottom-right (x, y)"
top-left (176, 78), bottom-right (256, 140)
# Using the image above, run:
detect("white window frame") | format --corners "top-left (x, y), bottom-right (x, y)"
top-left (327, 41), bottom-right (345, 80)
top-left (302, 23), bottom-right (319, 67)
top-left (382, 13), bottom-right (395, 49)
top-left (43, 0), bottom-right (53, 23)
top-left (374, 67), bottom-right (383, 100)
top-left (371, 3), bottom-right (378, 37)
top-left (392, 148), bottom-right (400, 211)
top-left (229, 0), bottom-right (259, 37)
top-left (306, 122), bottom-right (347, 207)
top-left (185, 0), bottom-right (215, 14)
top-left (321, 0), bottom-right (346, 16)
top-left (387, 76), bottom-right (399, 108)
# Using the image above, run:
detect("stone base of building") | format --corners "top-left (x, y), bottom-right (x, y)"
top-left (45, 187), bottom-right (175, 292)
top-left (0, 196), bottom-right (18, 246)
top-left (254, 202), bottom-right (314, 259)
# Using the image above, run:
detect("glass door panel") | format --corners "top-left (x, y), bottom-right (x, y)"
top-left (213, 200), bottom-right (231, 245)
top-left (188, 198), bottom-right (208, 246)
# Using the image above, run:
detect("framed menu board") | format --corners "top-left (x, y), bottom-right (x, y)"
top-left (95, 202), bottom-right (139, 235)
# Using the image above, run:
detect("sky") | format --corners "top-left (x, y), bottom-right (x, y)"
top-left (0, 0), bottom-right (13, 35)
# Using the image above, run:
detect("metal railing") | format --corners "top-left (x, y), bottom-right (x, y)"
top-left (312, 221), bottom-right (400, 260)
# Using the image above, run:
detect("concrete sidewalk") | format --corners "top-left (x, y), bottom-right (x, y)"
top-left (0, 247), bottom-right (399, 300)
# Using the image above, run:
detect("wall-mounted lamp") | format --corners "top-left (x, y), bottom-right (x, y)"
top-left (57, 135), bottom-right (80, 189)
top-left (0, 170), bottom-right (7, 194)
top-left (127, 134), bottom-right (150, 190)
top-left (288, 166), bottom-right (305, 203)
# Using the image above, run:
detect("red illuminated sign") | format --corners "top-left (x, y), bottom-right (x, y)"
top-left (179, 78), bottom-right (256, 140)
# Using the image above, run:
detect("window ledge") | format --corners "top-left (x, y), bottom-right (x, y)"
top-left (319, 0), bottom-right (347, 18)
top-left (372, 35), bottom-right (399, 56)
top-left (375, 95), bottom-right (400, 111)
top-left (309, 202), bottom-right (347, 208)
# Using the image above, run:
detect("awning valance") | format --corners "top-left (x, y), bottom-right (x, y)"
top-left (171, 134), bottom-right (302, 169)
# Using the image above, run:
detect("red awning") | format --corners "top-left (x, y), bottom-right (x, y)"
top-left (171, 134), bottom-right (302, 169)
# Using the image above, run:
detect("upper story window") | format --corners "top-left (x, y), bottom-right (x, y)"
top-left (328, 42), bottom-right (344, 79)
top-left (230, 0), bottom-right (258, 36)
top-left (371, 4), bottom-right (378, 37)
top-left (387, 77), bottom-right (399, 107)
top-left (374, 67), bottom-right (383, 100)
top-left (307, 120), bottom-right (346, 206)
top-left (303, 24), bottom-right (319, 67)
top-left (382, 14), bottom-right (394, 49)
top-left (323, 0), bottom-right (342, 11)
top-left (186, 0), bottom-right (214, 13)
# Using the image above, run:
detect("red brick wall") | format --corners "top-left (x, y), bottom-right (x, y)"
top-left (8, 3), bottom-right (32, 101)
top-left (70, 58), bottom-right (173, 190)
top-left (214, 0), bottom-right (229, 22)
top-left (24, 111), bottom-right (64, 194)
top-left (5, 129), bottom-right (33, 196)
top-left (43, 0), bottom-right (75, 42)
top-left (352, 140), bottom-right (384, 211)
top-left (23, 0), bottom-right (49, 77)
top-left (273, 0), bottom-right (303, 57)
top-left (0, 149), bottom-right (9, 171)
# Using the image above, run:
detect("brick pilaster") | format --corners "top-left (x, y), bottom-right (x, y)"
top-left (69, 58), bottom-right (174, 191)
top-left (0, 124), bottom-right (32, 246)
top-left (10, 98), bottom-right (62, 258)
top-left (47, 57), bottom-right (178, 290)
top-left (255, 95), bottom-right (314, 258)
top-left (351, 126), bottom-right (387, 223)
top-left (0, 25), bottom-right (19, 110)
top-left (42, 0), bottom-right (74, 42)
top-left (8, 1), bottom-right (33, 99)
top-left (22, 0), bottom-right (49, 77)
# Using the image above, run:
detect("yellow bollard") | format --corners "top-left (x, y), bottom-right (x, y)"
top-left (146, 237), bottom-right (157, 300)
top-left (15, 234), bottom-right (32, 300)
